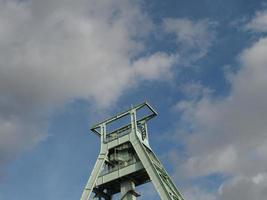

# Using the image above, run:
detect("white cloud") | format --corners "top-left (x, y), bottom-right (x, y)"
top-left (0, 0), bottom-right (215, 176)
top-left (180, 174), bottom-right (267, 200)
top-left (163, 18), bottom-right (216, 62)
top-left (133, 52), bottom-right (177, 80)
top-left (171, 10), bottom-right (267, 200)
top-left (181, 145), bottom-right (237, 177)
top-left (246, 10), bottom-right (267, 32)
top-left (175, 36), bottom-right (267, 178)
top-left (184, 187), bottom-right (216, 200)
top-left (218, 174), bottom-right (267, 200)
top-left (0, 0), bottom-right (175, 172)
top-left (179, 82), bottom-right (213, 100)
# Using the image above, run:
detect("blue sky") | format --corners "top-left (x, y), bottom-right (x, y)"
top-left (1, 0), bottom-right (267, 199)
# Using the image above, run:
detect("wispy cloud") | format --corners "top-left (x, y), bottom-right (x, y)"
top-left (163, 18), bottom-right (216, 63)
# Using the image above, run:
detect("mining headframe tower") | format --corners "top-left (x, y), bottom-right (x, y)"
top-left (80, 102), bottom-right (184, 200)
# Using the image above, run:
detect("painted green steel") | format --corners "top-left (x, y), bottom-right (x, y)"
top-left (80, 102), bottom-right (184, 200)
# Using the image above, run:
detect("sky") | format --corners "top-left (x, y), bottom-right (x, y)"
top-left (0, 0), bottom-right (267, 199)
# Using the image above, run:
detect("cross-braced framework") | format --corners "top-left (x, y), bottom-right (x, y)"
top-left (80, 102), bottom-right (184, 200)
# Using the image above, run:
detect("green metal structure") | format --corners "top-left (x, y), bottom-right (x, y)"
top-left (80, 102), bottom-right (184, 200)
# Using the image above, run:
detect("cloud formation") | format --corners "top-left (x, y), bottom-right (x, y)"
top-left (163, 18), bottom-right (215, 63)
top-left (246, 10), bottom-right (267, 32)
top-left (0, 0), bottom-right (214, 176)
top-left (0, 0), bottom-right (175, 172)
top-left (173, 9), bottom-right (267, 200)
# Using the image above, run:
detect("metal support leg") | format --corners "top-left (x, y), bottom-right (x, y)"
top-left (130, 133), bottom-right (184, 200)
top-left (80, 150), bottom-right (108, 200)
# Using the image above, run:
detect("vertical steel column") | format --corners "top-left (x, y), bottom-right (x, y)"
top-left (120, 180), bottom-right (136, 200)
top-left (118, 110), bottom-right (138, 200)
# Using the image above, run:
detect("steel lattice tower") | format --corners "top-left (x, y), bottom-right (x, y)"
top-left (80, 102), bottom-right (184, 200)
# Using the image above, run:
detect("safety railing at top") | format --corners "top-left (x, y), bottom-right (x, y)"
top-left (90, 102), bottom-right (158, 141)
